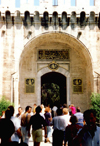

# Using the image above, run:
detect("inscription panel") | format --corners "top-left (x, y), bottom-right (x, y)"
top-left (73, 79), bottom-right (83, 93)
top-left (25, 78), bottom-right (35, 93)
top-left (38, 49), bottom-right (69, 60)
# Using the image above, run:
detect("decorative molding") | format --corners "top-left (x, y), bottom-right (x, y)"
top-left (48, 61), bottom-right (59, 70)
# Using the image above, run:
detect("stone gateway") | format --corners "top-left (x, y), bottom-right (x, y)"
top-left (0, 0), bottom-right (100, 113)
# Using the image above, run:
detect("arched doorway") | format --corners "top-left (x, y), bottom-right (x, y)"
top-left (41, 72), bottom-right (66, 107)
top-left (19, 32), bottom-right (93, 111)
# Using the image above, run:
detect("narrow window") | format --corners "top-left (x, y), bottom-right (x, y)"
top-left (53, 0), bottom-right (58, 6)
top-left (90, 0), bottom-right (94, 6)
top-left (34, 0), bottom-right (39, 6)
top-left (71, 0), bottom-right (76, 6)
top-left (15, 0), bottom-right (20, 8)
top-left (0, 0), bottom-right (1, 5)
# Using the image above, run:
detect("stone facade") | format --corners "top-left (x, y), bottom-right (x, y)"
top-left (0, 0), bottom-right (100, 113)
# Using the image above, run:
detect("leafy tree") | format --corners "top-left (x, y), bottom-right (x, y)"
top-left (41, 83), bottom-right (60, 107)
top-left (90, 93), bottom-right (100, 122)
top-left (0, 96), bottom-right (13, 116)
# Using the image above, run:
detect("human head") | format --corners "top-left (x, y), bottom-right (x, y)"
top-left (63, 103), bottom-right (67, 108)
top-left (63, 108), bottom-right (68, 115)
top-left (36, 106), bottom-right (42, 114)
top-left (5, 105), bottom-right (14, 119)
top-left (0, 119), bottom-right (15, 143)
top-left (34, 104), bottom-right (37, 107)
top-left (76, 107), bottom-right (81, 112)
top-left (83, 109), bottom-right (96, 127)
top-left (18, 107), bottom-right (22, 115)
top-left (70, 115), bottom-right (78, 125)
top-left (56, 108), bottom-right (62, 116)
top-left (71, 104), bottom-right (74, 107)
top-left (25, 106), bottom-right (32, 113)
top-left (45, 107), bottom-right (50, 113)
top-left (29, 106), bottom-right (32, 113)
top-left (40, 104), bottom-right (44, 109)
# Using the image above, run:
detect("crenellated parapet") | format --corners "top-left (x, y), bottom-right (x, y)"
top-left (0, 9), bottom-right (100, 30)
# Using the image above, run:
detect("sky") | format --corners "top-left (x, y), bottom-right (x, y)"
top-left (15, 0), bottom-right (94, 8)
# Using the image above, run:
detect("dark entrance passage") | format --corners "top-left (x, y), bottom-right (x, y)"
top-left (41, 72), bottom-right (66, 107)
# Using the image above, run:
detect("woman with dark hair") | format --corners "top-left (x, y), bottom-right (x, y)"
top-left (64, 115), bottom-right (82, 146)
top-left (0, 112), bottom-right (28, 146)
top-left (5, 106), bottom-right (22, 143)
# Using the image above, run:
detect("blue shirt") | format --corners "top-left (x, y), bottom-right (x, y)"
top-left (82, 126), bottom-right (100, 146)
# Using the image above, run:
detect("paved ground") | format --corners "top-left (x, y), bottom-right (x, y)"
top-left (29, 138), bottom-right (52, 146)
top-left (29, 130), bottom-right (52, 146)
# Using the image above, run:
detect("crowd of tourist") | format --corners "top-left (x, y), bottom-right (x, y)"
top-left (0, 103), bottom-right (100, 146)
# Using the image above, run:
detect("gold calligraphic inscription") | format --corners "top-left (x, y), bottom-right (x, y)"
top-left (48, 61), bottom-right (59, 70)
top-left (25, 78), bottom-right (35, 93)
top-left (73, 79), bottom-right (83, 93)
top-left (38, 49), bottom-right (69, 60)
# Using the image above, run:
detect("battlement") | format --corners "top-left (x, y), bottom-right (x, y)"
top-left (0, 9), bottom-right (100, 31)
top-left (0, 0), bottom-right (100, 30)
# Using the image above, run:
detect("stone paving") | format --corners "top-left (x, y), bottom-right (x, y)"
top-left (29, 130), bottom-right (52, 146)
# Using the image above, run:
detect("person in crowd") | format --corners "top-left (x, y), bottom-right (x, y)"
top-left (74, 107), bottom-right (84, 126)
top-left (5, 106), bottom-right (22, 143)
top-left (64, 115), bottom-right (82, 146)
top-left (29, 106), bottom-right (47, 146)
top-left (0, 118), bottom-right (15, 145)
top-left (33, 104), bottom-right (37, 114)
top-left (0, 118), bottom-right (28, 146)
top-left (51, 103), bottom-right (58, 117)
top-left (62, 108), bottom-right (71, 143)
top-left (1, 111), bottom-right (5, 118)
top-left (68, 105), bottom-right (72, 115)
top-left (28, 106), bottom-right (33, 116)
top-left (62, 108), bottom-right (71, 124)
top-left (40, 104), bottom-right (45, 119)
top-left (69, 104), bottom-right (76, 115)
top-left (73, 109), bottom-right (100, 146)
top-left (63, 103), bottom-right (67, 108)
top-left (47, 104), bottom-right (51, 113)
top-left (16, 107), bottom-right (23, 125)
top-left (21, 106), bottom-right (32, 145)
top-left (51, 108), bottom-right (67, 146)
top-left (44, 107), bottom-right (52, 143)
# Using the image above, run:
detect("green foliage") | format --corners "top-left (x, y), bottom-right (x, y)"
top-left (90, 93), bottom-right (100, 122)
top-left (0, 96), bottom-right (13, 116)
top-left (41, 83), bottom-right (60, 107)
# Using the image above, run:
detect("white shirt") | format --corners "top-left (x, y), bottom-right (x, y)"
top-left (10, 116), bottom-right (21, 142)
top-left (52, 115), bottom-right (69, 131)
top-left (74, 112), bottom-right (83, 123)
top-left (52, 106), bottom-right (58, 112)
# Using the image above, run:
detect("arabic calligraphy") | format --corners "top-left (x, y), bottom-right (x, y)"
top-left (38, 50), bottom-right (69, 60)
